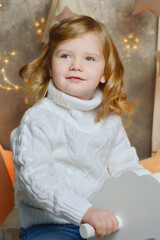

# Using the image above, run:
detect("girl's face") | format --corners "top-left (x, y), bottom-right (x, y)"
top-left (50, 32), bottom-right (106, 100)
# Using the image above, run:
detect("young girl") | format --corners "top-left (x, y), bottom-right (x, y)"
top-left (11, 15), bottom-right (149, 240)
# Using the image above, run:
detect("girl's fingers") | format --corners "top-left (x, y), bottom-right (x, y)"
top-left (111, 214), bottom-right (119, 232)
top-left (95, 219), bottom-right (104, 238)
top-left (96, 216), bottom-right (114, 238)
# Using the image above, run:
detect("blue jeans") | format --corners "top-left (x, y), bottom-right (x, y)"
top-left (19, 224), bottom-right (85, 240)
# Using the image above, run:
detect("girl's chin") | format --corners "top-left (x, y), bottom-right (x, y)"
top-left (53, 83), bottom-right (91, 100)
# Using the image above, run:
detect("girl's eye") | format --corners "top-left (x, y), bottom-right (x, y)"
top-left (85, 57), bottom-right (95, 61)
top-left (61, 54), bottom-right (71, 59)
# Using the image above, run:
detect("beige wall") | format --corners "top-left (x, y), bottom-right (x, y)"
top-left (0, 0), bottom-right (157, 161)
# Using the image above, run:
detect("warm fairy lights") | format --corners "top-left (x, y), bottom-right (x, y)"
top-left (4, 59), bottom-right (9, 64)
top-left (123, 33), bottom-right (140, 50)
top-left (34, 17), bottom-right (45, 35)
top-left (0, 0), bottom-right (21, 91)
top-left (11, 51), bottom-right (16, 56)
top-left (0, 51), bottom-right (21, 91)
top-left (0, 12), bottom-right (45, 91)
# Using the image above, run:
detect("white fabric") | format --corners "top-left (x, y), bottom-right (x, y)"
top-left (10, 79), bottom-right (148, 228)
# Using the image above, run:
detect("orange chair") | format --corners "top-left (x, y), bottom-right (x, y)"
top-left (0, 150), bottom-right (14, 224)
top-left (0, 145), bottom-right (14, 187)
top-left (140, 148), bottom-right (160, 173)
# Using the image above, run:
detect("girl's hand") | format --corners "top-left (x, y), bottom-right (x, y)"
top-left (81, 207), bottom-right (118, 238)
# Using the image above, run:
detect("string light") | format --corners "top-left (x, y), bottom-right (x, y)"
top-left (34, 22), bottom-right (40, 27)
top-left (0, 51), bottom-right (21, 91)
top-left (4, 58), bottom-right (9, 64)
top-left (37, 29), bottom-right (43, 35)
top-left (123, 33), bottom-right (140, 50)
top-left (11, 51), bottom-right (16, 56)
top-left (0, 84), bottom-right (21, 91)
top-left (41, 17), bottom-right (45, 23)
top-left (34, 17), bottom-right (46, 35)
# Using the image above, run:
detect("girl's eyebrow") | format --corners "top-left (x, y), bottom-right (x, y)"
top-left (55, 49), bottom-right (72, 54)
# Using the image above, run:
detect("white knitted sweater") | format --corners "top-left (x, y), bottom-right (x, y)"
top-left (11, 80), bottom-right (146, 228)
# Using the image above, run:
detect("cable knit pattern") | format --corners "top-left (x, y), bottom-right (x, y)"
top-left (10, 79), bottom-right (148, 228)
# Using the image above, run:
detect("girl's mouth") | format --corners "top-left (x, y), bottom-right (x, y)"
top-left (66, 76), bottom-right (85, 81)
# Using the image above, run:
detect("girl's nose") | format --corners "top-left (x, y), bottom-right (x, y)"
top-left (69, 60), bottom-right (83, 72)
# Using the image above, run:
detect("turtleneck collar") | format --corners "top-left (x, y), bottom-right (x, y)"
top-left (47, 79), bottom-right (102, 111)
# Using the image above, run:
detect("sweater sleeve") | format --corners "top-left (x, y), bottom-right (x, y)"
top-left (107, 117), bottom-right (150, 177)
top-left (10, 112), bottom-right (92, 225)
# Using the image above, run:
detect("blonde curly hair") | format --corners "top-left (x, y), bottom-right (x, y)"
top-left (19, 15), bottom-right (134, 122)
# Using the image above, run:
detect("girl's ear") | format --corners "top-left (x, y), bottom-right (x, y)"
top-left (100, 75), bottom-right (106, 84)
